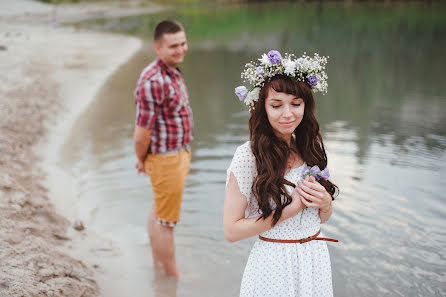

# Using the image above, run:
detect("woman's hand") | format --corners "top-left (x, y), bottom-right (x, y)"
top-left (297, 175), bottom-right (332, 212)
top-left (282, 186), bottom-right (305, 220)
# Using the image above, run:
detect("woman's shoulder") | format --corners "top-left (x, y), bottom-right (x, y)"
top-left (237, 140), bottom-right (251, 151)
top-left (229, 141), bottom-right (255, 166)
top-left (234, 141), bottom-right (254, 158)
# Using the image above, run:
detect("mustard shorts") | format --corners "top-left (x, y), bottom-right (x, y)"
top-left (144, 149), bottom-right (191, 227)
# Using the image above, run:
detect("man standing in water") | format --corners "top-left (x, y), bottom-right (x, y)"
top-left (133, 20), bottom-right (193, 277)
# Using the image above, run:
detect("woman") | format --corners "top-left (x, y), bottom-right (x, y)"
top-left (224, 50), bottom-right (338, 297)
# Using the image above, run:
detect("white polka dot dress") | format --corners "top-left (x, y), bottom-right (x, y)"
top-left (226, 141), bottom-right (333, 297)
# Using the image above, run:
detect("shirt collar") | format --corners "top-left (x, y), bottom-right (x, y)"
top-left (156, 57), bottom-right (181, 77)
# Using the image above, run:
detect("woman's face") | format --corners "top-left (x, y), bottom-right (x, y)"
top-left (265, 88), bottom-right (305, 143)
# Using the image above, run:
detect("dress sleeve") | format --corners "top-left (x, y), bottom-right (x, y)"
top-left (226, 143), bottom-right (256, 203)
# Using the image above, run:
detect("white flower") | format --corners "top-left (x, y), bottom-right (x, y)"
top-left (237, 51), bottom-right (329, 110)
top-left (259, 54), bottom-right (271, 66)
top-left (245, 87), bottom-right (260, 108)
top-left (283, 59), bottom-right (296, 76)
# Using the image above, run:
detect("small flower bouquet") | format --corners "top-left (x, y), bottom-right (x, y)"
top-left (299, 165), bottom-right (330, 223)
top-left (302, 165), bottom-right (330, 180)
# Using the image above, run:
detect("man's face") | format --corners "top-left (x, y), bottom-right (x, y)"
top-left (154, 31), bottom-right (188, 69)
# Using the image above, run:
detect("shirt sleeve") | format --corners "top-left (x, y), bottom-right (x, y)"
top-left (134, 78), bottom-right (164, 129)
top-left (226, 143), bottom-right (256, 202)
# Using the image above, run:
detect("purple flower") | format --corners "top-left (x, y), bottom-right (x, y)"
top-left (307, 74), bottom-right (318, 86)
top-left (302, 165), bottom-right (330, 181)
top-left (256, 66), bottom-right (264, 76)
top-left (267, 50), bottom-right (282, 65)
top-left (235, 86), bottom-right (248, 101)
top-left (309, 165), bottom-right (321, 175)
top-left (320, 168), bottom-right (330, 180)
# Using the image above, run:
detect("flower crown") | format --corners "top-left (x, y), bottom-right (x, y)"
top-left (235, 50), bottom-right (329, 110)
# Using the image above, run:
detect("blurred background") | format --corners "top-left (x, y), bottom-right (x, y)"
top-left (46, 1), bottom-right (446, 296)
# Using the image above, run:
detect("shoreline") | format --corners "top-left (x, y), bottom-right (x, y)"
top-left (0, 0), bottom-right (154, 295)
top-left (41, 31), bottom-right (144, 296)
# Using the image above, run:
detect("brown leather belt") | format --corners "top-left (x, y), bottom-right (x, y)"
top-left (259, 230), bottom-right (338, 244)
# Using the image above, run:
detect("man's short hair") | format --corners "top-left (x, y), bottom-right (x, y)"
top-left (153, 20), bottom-right (184, 42)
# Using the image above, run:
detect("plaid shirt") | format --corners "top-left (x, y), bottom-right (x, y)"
top-left (134, 57), bottom-right (194, 154)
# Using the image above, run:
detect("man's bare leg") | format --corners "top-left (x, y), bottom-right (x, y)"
top-left (154, 224), bottom-right (179, 277)
top-left (147, 207), bottom-right (163, 268)
top-left (148, 208), bottom-right (179, 277)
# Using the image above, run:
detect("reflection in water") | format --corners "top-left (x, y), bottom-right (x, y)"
top-left (152, 269), bottom-right (178, 297)
top-left (64, 3), bottom-right (446, 297)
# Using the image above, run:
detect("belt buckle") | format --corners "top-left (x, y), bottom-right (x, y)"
top-left (300, 236), bottom-right (311, 244)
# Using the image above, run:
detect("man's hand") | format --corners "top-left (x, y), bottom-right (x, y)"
top-left (133, 125), bottom-right (151, 175)
top-left (135, 160), bottom-right (146, 174)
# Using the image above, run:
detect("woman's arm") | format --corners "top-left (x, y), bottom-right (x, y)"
top-left (223, 172), bottom-right (304, 242)
top-left (319, 203), bottom-right (333, 224)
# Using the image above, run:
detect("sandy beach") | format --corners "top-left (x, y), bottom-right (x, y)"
top-left (0, 1), bottom-right (159, 295)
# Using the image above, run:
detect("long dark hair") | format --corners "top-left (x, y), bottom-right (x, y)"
top-left (249, 75), bottom-right (338, 226)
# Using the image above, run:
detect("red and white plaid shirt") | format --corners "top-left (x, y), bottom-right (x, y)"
top-left (134, 57), bottom-right (194, 154)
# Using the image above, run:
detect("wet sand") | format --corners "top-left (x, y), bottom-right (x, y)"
top-left (0, 0), bottom-right (156, 295)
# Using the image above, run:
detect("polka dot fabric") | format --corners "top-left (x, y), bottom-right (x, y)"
top-left (226, 141), bottom-right (333, 297)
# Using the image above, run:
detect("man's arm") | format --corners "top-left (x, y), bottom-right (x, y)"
top-left (133, 125), bottom-right (151, 174)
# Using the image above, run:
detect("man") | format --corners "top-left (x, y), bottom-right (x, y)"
top-left (133, 20), bottom-right (193, 277)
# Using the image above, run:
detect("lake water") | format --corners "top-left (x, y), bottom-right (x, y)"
top-left (62, 3), bottom-right (446, 297)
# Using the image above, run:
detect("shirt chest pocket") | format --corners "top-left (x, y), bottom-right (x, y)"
top-left (166, 84), bottom-right (186, 112)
